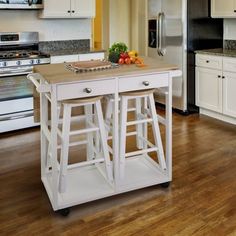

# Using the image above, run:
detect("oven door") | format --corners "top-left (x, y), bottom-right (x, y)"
top-left (0, 70), bottom-right (38, 133)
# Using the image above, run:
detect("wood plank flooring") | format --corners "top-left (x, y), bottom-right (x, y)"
top-left (1, 112), bottom-right (236, 236)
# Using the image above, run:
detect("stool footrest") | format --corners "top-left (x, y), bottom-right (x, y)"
top-left (67, 158), bottom-right (105, 170)
top-left (125, 147), bottom-right (158, 158)
top-left (127, 118), bottom-right (153, 126)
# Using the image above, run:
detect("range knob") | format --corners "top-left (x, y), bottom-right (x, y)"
top-left (30, 59), bottom-right (34, 65)
top-left (16, 61), bottom-right (21, 66)
top-left (36, 59), bottom-right (41, 64)
top-left (2, 61), bottom-right (7, 67)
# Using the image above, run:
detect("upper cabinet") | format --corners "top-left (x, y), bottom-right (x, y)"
top-left (211, 0), bottom-right (236, 18)
top-left (40, 0), bottom-right (95, 18)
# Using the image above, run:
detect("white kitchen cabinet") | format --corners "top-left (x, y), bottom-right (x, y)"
top-left (50, 52), bottom-right (105, 64)
top-left (50, 54), bottom-right (79, 64)
top-left (196, 67), bottom-right (222, 113)
top-left (211, 0), bottom-right (236, 18)
top-left (41, 0), bottom-right (95, 18)
top-left (196, 54), bottom-right (236, 123)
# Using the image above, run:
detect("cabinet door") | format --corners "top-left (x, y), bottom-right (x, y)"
top-left (223, 72), bottom-right (236, 118)
top-left (78, 52), bottom-right (105, 61)
top-left (196, 67), bottom-right (222, 113)
top-left (71, 0), bottom-right (95, 18)
top-left (211, 0), bottom-right (236, 18)
top-left (41, 0), bottom-right (71, 18)
top-left (50, 55), bottom-right (79, 64)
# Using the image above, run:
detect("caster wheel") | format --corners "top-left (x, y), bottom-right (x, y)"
top-left (57, 208), bottom-right (70, 217)
top-left (160, 182), bottom-right (170, 188)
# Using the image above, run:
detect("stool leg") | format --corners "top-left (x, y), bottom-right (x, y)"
top-left (143, 97), bottom-right (148, 150)
top-left (148, 94), bottom-right (167, 171)
top-left (84, 104), bottom-right (94, 161)
top-left (105, 98), bottom-right (113, 136)
top-left (135, 98), bottom-right (143, 149)
top-left (119, 96), bottom-right (128, 179)
top-left (95, 100), bottom-right (113, 181)
top-left (59, 104), bottom-right (72, 193)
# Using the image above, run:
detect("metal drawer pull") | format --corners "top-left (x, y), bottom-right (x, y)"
top-left (84, 88), bottom-right (92, 93)
top-left (143, 81), bottom-right (150, 86)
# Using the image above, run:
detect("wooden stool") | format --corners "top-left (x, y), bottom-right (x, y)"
top-left (119, 89), bottom-right (167, 179)
top-left (58, 96), bottom-right (113, 193)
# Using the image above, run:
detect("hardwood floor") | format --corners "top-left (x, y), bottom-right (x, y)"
top-left (1, 112), bottom-right (236, 236)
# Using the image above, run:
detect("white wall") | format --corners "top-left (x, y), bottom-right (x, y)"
top-left (109, 0), bottom-right (130, 48)
top-left (224, 19), bottom-right (236, 40)
top-left (0, 10), bottom-right (91, 41)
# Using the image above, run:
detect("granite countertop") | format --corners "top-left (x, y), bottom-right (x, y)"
top-left (195, 48), bottom-right (236, 58)
top-left (43, 48), bottom-right (106, 57)
top-left (38, 39), bottom-right (106, 57)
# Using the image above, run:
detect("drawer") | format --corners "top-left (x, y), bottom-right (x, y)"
top-left (223, 57), bottom-right (236, 73)
top-left (57, 79), bottom-right (116, 101)
top-left (78, 53), bottom-right (105, 61)
top-left (196, 54), bottom-right (222, 69)
top-left (51, 55), bottom-right (78, 64)
top-left (118, 73), bottom-right (169, 93)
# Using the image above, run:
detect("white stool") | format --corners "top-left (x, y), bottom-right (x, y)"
top-left (119, 89), bottom-right (167, 179)
top-left (58, 96), bottom-right (113, 193)
top-left (105, 96), bottom-right (144, 151)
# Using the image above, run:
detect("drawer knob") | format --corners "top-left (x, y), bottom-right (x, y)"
top-left (143, 81), bottom-right (150, 86)
top-left (222, 76), bottom-right (225, 79)
top-left (206, 60), bottom-right (209, 63)
top-left (84, 88), bottom-right (92, 93)
top-left (218, 75), bottom-right (221, 78)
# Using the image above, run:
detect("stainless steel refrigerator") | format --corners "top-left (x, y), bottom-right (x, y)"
top-left (148, 0), bottom-right (223, 113)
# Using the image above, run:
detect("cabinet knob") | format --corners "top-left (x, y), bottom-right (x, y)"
top-left (234, 10), bottom-right (236, 13)
top-left (222, 76), bottom-right (225, 79)
top-left (218, 75), bottom-right (221, 78)
top-left (67, 10), bottom-right (71, 13)
top-left (84, 88), bottom-right (92, 94)
top-left (72, 10), bottom-right (75, 13)
top-left (206, 60), bottom-right (209, 63)
top-left (143, 81), bottom-right (150, 86)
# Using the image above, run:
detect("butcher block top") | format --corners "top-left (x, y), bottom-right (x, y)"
top-left (33, 57), bottom-right (179, 84)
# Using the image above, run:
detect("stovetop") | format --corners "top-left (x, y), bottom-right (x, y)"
top-left (0, 49), bottom-right (51, 69)
top-left (0, 50), bottom-right (50, 60)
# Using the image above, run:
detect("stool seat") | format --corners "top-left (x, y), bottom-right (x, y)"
top-left (62, 96), bottom-right (103, 105)
top-left (120, 89), bottom-right (155, 97)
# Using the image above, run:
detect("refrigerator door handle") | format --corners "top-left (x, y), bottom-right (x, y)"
top-left (158, 12), bottom-right (165, 56)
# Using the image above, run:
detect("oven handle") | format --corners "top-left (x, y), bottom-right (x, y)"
top-left (0, 67), bottom-right (33, 77)
top-left (0, 111), bottom-right (33, 122)
top-left (27, 73), bottom-right (51, 93)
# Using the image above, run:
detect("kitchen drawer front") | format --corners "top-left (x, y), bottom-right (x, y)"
top-left (223, 57), bottom-right (236, 73)
top-left (118, 73), bottom-right (169, 93)
top-left (51, 55), bottom-right (78, 64)
top-left (196, 54), bottom-right (222, 69)
top-left (57, 79), bottom-right (116, 101)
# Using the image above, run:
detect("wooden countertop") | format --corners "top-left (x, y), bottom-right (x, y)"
top-left (34, 57), bottom-right (179, 84)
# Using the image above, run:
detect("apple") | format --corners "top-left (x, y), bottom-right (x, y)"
top-left (118, 58), bottom-right (125, 64)
top-left (120, 52), bottom-right (129, 60)
top-left (125, 57), bottom-right (131, 64)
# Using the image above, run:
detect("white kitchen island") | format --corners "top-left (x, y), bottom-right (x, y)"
top-left (28, 57), bottom-right (181, 215)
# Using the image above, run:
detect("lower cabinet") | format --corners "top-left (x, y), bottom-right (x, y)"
top-left (196, 54), bottom-right (236, 122)
top-left (50, 52), bottom-right (105, 64)
top-left (196, 67), bottom-right (222, 113)
top-left (223, 71), bottom-right (236, 117)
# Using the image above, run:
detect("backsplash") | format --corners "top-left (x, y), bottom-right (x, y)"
top-left (0, 10), bottom-right (91, 41)
top-left (224, 40), bottom-right (236, 50)
top-left (39, 39), bottom-right (90, 52)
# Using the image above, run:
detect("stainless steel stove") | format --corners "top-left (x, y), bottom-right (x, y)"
top-left (0, 32), bottom-right (50, 133)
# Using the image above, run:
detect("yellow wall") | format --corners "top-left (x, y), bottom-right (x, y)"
top-left (93, 0), bottom-right (102, 49)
